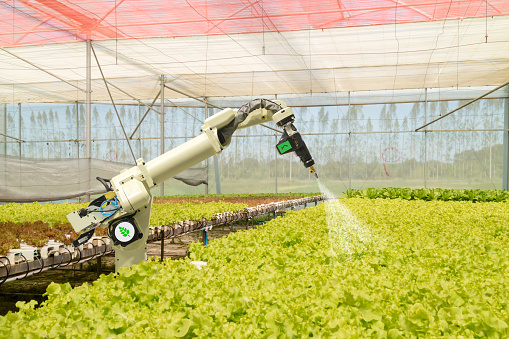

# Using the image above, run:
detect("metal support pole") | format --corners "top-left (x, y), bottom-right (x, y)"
top-left (275, 134), bottom-right (278, 193)
top-left (18, 103), bottom-right (21, 157)
top-left (76, 101), bottom-right (80, 203)
top-left (348, 91), bottom-right (351, 189)
top-left (96, 256), bottom-right (102, 277)
top-left (205, 99), bottom-right (209, 195)
top-left (503, 86), bottom-right (509, 190)
top-left (214, 155), bottom-right (221, 194)
top-left (424, 88), bottom-right (428, 188)
top-left (160, 75), bottom-right (165, 197)
top-left (206, 103), bottom-right (221, 194)
top-left (76, 101), bottom-right (79, 159)
top-left (138, 102), bottom-right (142, 158)
top-left (86, 39), bottom-right (92, 202)
top-left (86, 40), bottom-right (91, 159)
top-left (290, 153), bottom-right (292, 181)
top-left (160, 228), bottom-right (165, 262)
top-left (2, 104), bottom-right (6, 155)
top-left (202, 229), bottom-right (208, 246)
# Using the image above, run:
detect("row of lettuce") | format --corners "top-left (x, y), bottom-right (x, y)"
top-left (159, 193), bottom-right (320, 199)
top-left (1, 198), bottom-right (508, 337)
top-left (345, 187), bottom-right (509, 202)
top-left (0, 201), bottom-right (247, 256)
top-left (0, 193), bottom-right (319, 256)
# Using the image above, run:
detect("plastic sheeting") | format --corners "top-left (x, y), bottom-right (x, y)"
top-left (3, 0), bottom-right (508, 48)
top-left (1, 14), bottom-right (509, 104)
top-left (0, 155), bottom-right (207, 202)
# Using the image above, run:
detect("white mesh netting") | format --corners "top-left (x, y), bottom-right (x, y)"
top-left (0, 155), bottom-right (206, 202)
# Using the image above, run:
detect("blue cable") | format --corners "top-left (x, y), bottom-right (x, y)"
top-left (100, 199), bottom-right (118, 216)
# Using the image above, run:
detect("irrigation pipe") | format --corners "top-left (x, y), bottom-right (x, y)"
top-left (0, 197), bottom-right (323, 284)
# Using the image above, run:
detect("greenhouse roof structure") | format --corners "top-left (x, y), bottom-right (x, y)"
top-left (1, 0), bottom-right (509, 104)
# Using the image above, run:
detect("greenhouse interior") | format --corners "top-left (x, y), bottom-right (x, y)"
top-left (1, 0), bottom-right (509, 337)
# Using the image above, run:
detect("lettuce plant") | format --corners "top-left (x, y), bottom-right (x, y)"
top-left (1, 199), bottom-right (508, 337)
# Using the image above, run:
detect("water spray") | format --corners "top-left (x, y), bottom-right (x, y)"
top-left (316, 180), bottom-right (378, 261)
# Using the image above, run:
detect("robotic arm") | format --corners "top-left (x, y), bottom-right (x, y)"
top-left (67, 99), bottom-right (317, 271)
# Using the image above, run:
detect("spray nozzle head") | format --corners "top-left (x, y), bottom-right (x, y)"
top-left (275, 126), bottom-right (317, 176)
top-left (309, 166), bottom-right (318, 178)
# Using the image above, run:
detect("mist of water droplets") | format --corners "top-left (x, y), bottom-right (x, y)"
top-left (316, 179), bottom-right (379, 260)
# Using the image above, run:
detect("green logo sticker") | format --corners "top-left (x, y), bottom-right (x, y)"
top-left (119, 226), bottom-right (131, 238)
top-left (115, 222), bottom-right (135, 242)
top-left (277, 140), bottom-right (292, 154)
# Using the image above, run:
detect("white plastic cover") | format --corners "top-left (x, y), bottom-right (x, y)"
top-left (1, 15), bottom-right (509, 104)
top-left (0, 155), bottom-right (207, 202)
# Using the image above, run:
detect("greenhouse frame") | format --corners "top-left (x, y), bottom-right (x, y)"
top-left (2, 2), bottom-right (509, 336)
top-left (1, 0), bottom-right (509, 199)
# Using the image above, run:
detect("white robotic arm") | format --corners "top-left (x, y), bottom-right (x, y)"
top-left (67, 99), bottom-right (317, 271)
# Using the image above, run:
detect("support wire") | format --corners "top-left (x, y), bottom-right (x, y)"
top-left (163, 83), bottom-right (281, 133)
top-left (416, 80), bottom-right (509, 131)
top-left (129, 89), bottom-right (161, 138)
top-left (0, 47), bottom-right (87, 93)
top-left (106, 80), bottom-right (163, 115)
top-left (90, 43), bottom-right (137, 164)
top-left (165, 98), bottom-right (203, 124)
top-left (0, 132), bottom-right (24, 142)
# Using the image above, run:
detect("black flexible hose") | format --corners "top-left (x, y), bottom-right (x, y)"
top-left (90, 241), bottom-right (99, 261)
top-left (98, 239), bottom-right (107, 256)
top-left (96, 177), bottom-right (112, 192)
top-left (33, 250), bottom-right (45, 275)
top-left (51, 251), bottom-right (64, 269)
top-left (0, 256), bottom-right (10, 285)
top-left (60, 247), bottom-right (73, 267)
top-left (74, 246), bottom-right (83, 266)
top-left (17, 254), bottom-right (30, 281)
top-left (218, 99), bottom-right (282, 145)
